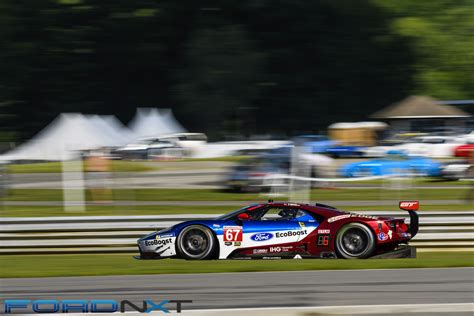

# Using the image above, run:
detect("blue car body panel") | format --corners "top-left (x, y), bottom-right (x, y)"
top-left (340, 155), bottom-right (442, 177)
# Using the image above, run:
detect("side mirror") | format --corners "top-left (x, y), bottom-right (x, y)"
top-left (237, 213), bottom-right (250, 220)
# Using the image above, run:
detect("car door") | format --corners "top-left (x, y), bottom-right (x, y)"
top-left (242, 207), bottom-right (318, 254)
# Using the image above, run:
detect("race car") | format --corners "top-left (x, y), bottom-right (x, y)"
top-left (136, 200), bottom-right (419, 260)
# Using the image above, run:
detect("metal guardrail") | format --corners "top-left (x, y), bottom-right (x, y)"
top-left (1, 212), bottom-right (473, 254)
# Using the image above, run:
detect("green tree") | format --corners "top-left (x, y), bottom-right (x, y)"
top-left (374, 0), bottom-right (474, 100)
top-left (175, 24), bottom-right (264, 138)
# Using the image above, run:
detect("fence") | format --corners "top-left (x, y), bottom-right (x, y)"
top-left (1, 212), bottom-right (472, 254)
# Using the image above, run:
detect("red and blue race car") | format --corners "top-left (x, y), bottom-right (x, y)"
top-left (136, 201), bottom-right (419, 260)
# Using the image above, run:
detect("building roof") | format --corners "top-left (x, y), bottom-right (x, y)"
top-left (371, 96), bottom-right (471, 119)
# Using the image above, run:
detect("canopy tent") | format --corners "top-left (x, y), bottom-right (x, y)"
top-left (1, 113), bottom-right (132, 161)
top-left (129, 108), bottom-right (186, 139)
top-left (87, 115), bottom-right (134, 146)
top-left (371, 96), bottom-right (471, 119)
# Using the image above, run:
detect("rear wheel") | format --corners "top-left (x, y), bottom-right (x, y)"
top-left (335, 223), bottom-right (375, 259)
top-left (176, 225), bottom-right (216, 260)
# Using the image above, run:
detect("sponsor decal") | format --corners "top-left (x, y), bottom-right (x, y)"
top-left (262, 256), bottom-right (281, 260)
top-left (377, 232), bottom-right (388, 241)
top-left (250, 232), bottom-right (274, 242)
top-left (158, 233), bottom-right (175, 238)
top-left (224, 242), bottom-right (232, 246)
top-left (399, 201), bottom-right (419, 210)
top-left (212, 224), bottom-right (221, 228)
top-left (234, 242), bottom-right (241, 246)
top-left (253, 248), bottom-right (268, 254)
top-left (269, 246), bottom-right (293, 253)
top-left (145, 238), bottom-right (172, 247)
top-left (327, 214), bottom-right (351, 223)
top-left (353, 214), bottom-right (378, 220)
top-left (387, 230), bottom-right (393, 239)
top-left (223, 226), bottom-right (243, 242)
top-left (327, 213), bottom-right (378, 223)
top-left (299, 222), bottom-right (305, 228)
top-left (275, 230), bottom-right (307, 238)
top-left (317, 234), bottom-right (330, 246)
top-left (317, 229), bottom-right (330, 234)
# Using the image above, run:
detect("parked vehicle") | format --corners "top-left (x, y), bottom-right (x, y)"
top-left (454, 141), bottom-right (474, 157)
top-left (394, 136), bottom-right (470, 158)
top-left (114, 138), bottom-right (179, 159)
top-left (116, 133), bottom-right (207, 159)
top-left (440, 160), bottom-right (472, 181)
top-left (293, 135), bottom-right (336, 153)
top-left (226, 146), bottom-right (333, 192)
top-left (324, 145), bottom-right (366, 158)
top-left (340, 151), bottom-right (442, 177)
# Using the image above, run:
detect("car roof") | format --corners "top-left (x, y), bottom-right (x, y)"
top-left (263, 202), bottom-right (346, 218)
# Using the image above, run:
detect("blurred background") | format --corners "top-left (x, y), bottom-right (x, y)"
top-left (0, 0), bottom-right (473, 250)
top-left (0, 1), bottom-right (473, 315)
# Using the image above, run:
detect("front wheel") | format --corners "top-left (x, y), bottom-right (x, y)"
top-left (176, 225), bottom-right (217, 260)
top-left (335, 223), bottom-right (375, 259)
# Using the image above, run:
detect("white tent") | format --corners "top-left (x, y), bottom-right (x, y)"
top-left (129, 108), bottom-right (186, 139)
top-left (87, 115), bottom-right (134, 146)
top-left (1, 113), bottom-right (131, 161)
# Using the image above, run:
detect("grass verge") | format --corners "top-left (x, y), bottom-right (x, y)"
top-left (1, 204), bottom-right (472, 217)
top-left (0, 205), bottom-right (234, 217)
top-left (0, 252), bottom-right (472, 278)
top-left (7, 161), bottom-right (156, 173)
top-left (2, 187), bottom-right (471, 202)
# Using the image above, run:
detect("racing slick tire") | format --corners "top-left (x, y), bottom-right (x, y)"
top-left (176, 225), bottom-right (217, 260)
top-left (335, 223), bottom-right (375, 259)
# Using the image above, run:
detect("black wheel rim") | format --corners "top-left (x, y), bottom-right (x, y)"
top-left (181, 228), bottom-right (210, 258)
top-left (339, 228), bottom-right (369, 257)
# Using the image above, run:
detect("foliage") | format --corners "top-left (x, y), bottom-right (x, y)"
top-left (0, 0), bottom-right (472, 141)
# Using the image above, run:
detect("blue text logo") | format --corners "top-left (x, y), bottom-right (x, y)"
top-left (250, 233), bottom-right (273, 241)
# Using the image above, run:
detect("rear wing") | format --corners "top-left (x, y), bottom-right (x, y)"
top-left (399, 201), bottom-right (419, 238)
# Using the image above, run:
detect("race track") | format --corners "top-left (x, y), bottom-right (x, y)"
top-left (2, 268), bottom-right (473, 311)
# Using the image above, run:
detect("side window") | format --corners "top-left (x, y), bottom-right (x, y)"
top-left (293, 209), bottom-right (315, 222)
top-left (259, 208), bottom-right (313, 221)
top-left (260, 208), bottom-right (283, 221)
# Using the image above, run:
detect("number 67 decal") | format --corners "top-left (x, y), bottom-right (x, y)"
top-left (223, 226), bottom-right (243, 242)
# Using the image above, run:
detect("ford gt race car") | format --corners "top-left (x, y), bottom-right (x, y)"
top-left (136, 201), bottom-right (419, 260)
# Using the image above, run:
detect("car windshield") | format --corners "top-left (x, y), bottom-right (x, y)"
top-left (215, 205), bottom-right (257, 220)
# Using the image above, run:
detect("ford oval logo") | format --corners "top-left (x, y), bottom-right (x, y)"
top-left (251, 233), bottom-right (273, 241)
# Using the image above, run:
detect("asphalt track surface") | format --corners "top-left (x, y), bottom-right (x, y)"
top-left (2, 268), bottom-right (473, 312)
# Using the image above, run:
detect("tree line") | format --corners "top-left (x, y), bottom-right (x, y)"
top-left (1, 0), bottom-right (472, 141)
